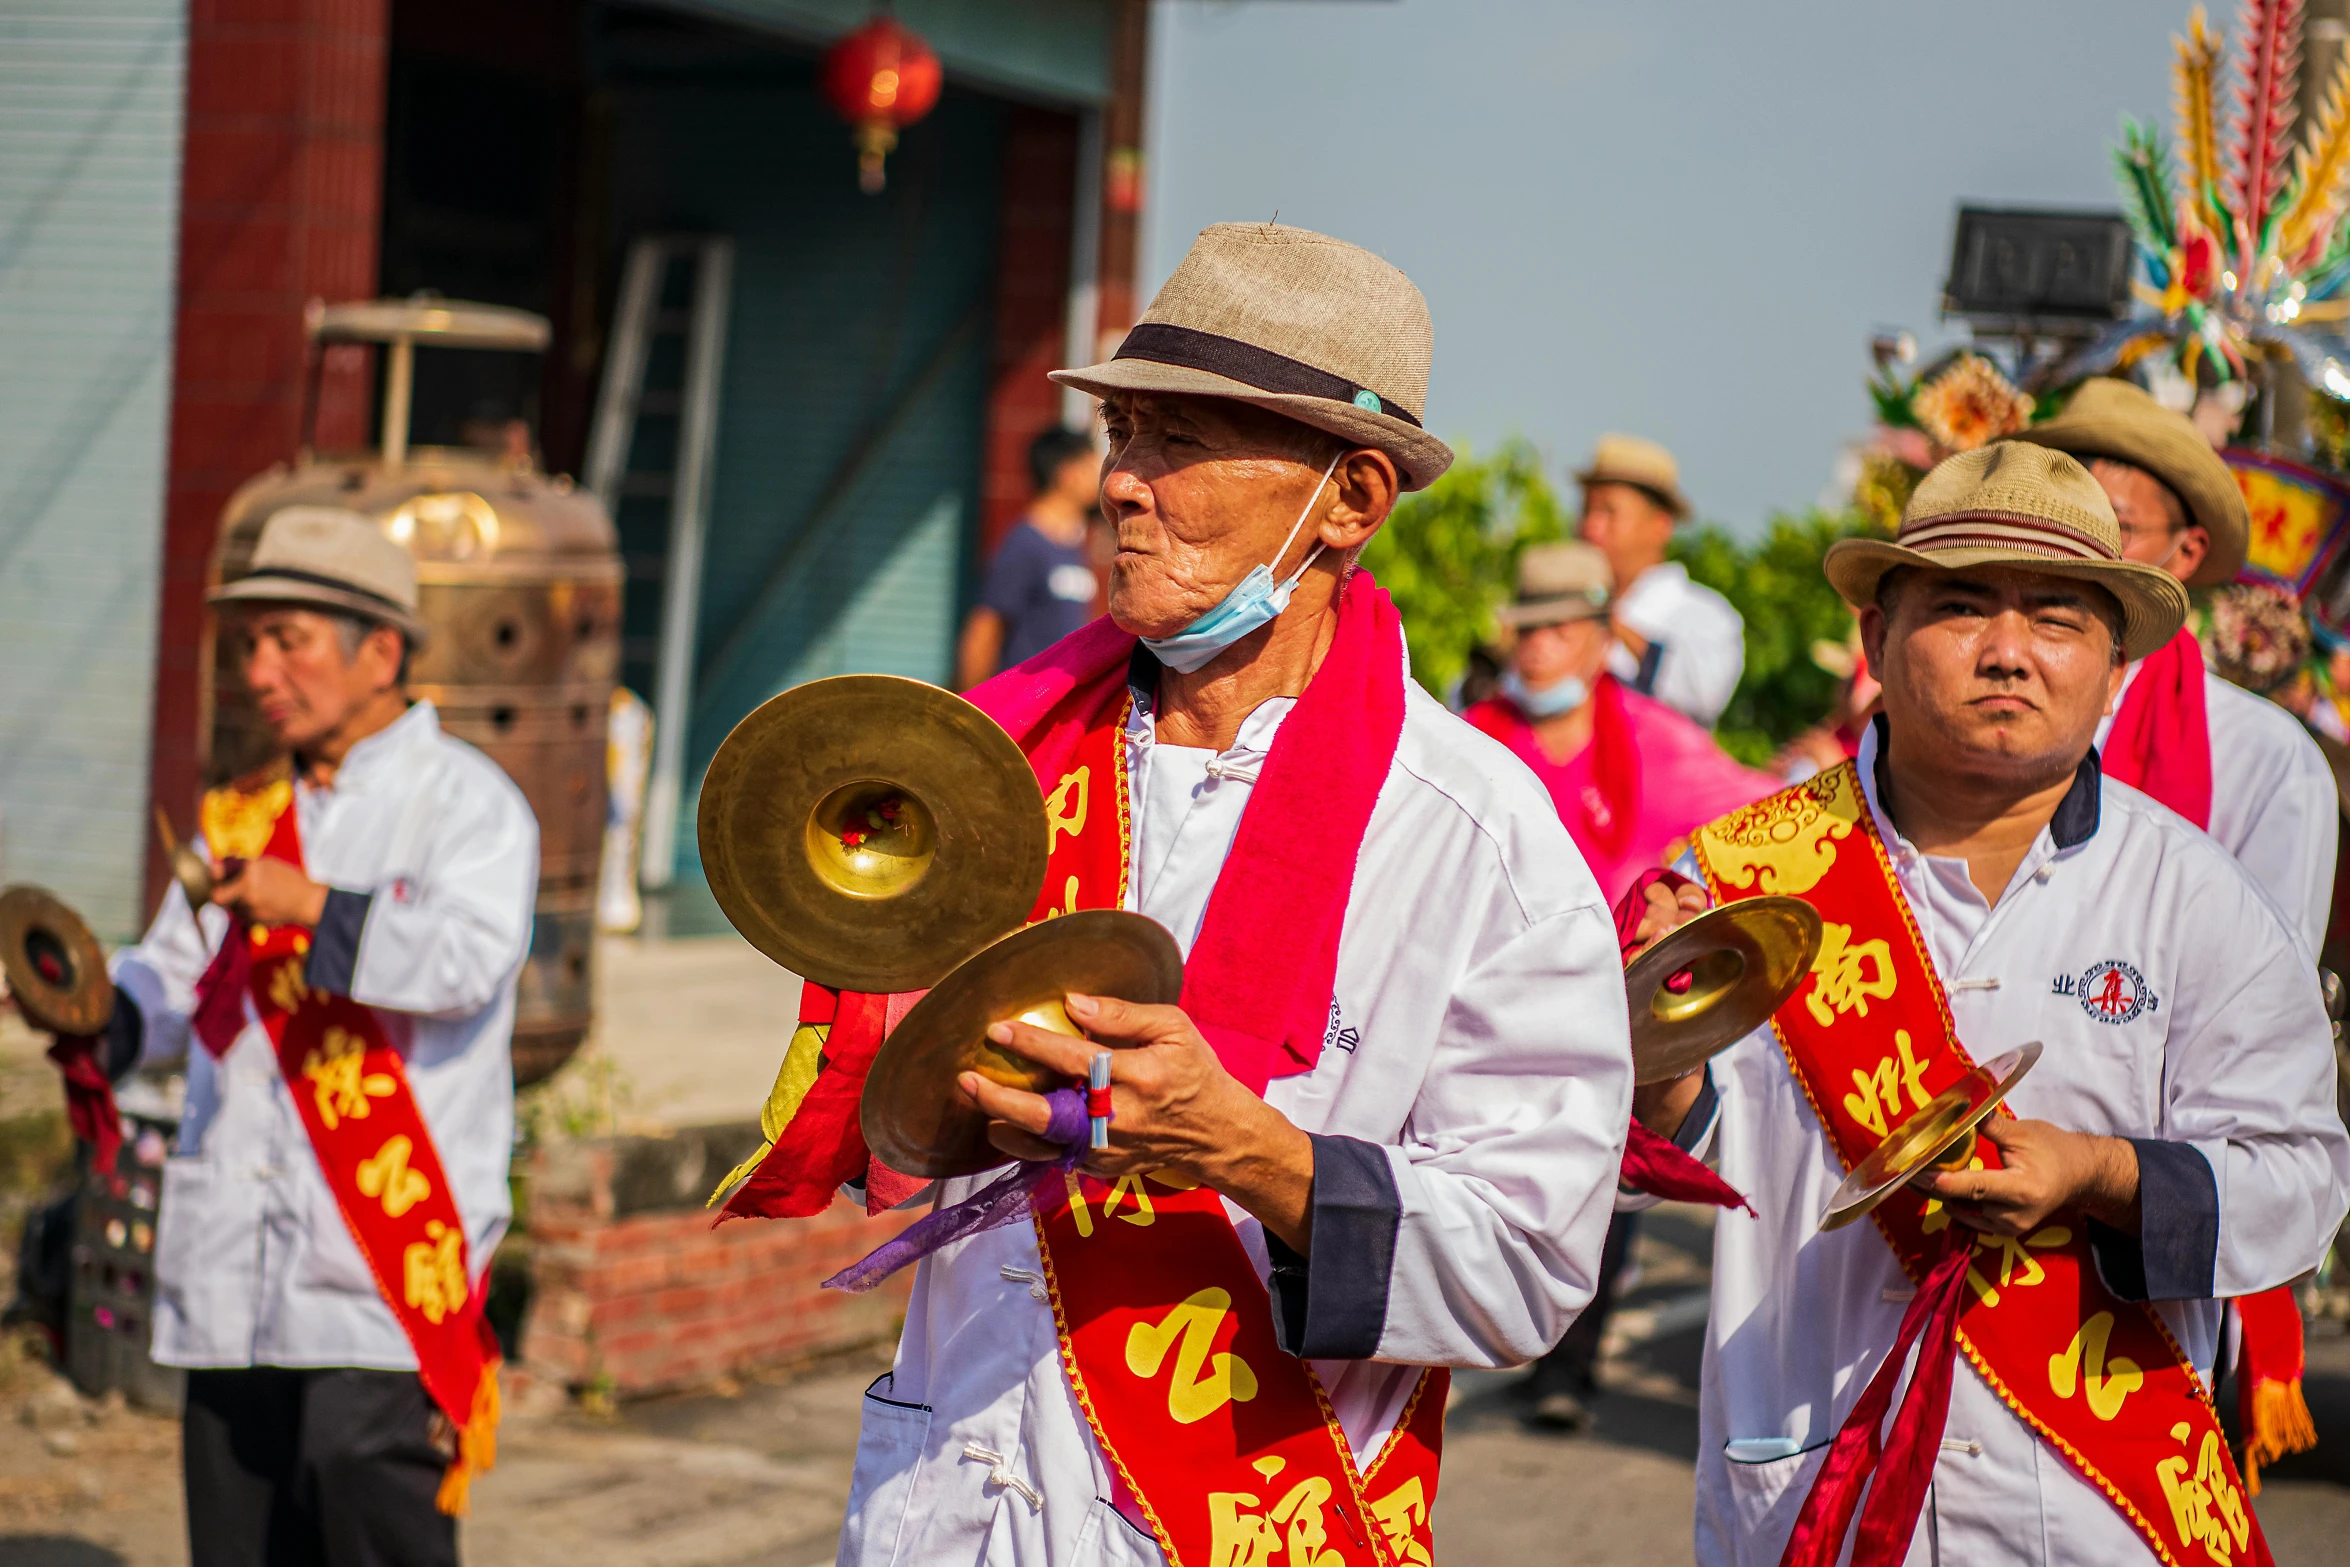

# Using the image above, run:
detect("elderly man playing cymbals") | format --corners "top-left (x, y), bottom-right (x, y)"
top-left (1631, 444), bottom-right (2348, 1567)
top-left (805, 224), bottom-right (1633, 1567)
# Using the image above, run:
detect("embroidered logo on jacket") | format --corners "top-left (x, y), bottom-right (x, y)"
top-left (1323, 998), bottom-right (1361, 1054)
top-left (2050, 960), bottom-right (2158, 1024)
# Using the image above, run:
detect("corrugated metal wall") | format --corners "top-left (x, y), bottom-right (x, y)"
top-left (599, 30), bottom-right (1004, 882)
top-left (0, 1), bottom-right (185, 939)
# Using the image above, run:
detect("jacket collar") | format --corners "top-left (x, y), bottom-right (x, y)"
top-left (301, 700), bottom-right (439, 796)
top-left (1865, 713), bottom-right (2101, 851)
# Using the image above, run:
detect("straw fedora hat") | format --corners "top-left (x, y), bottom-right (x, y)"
top-left (1822, 443), bottom-right (2188, 662)
top-left (1574, 433), bottom-right (1691, 520)
top-left (1497, 541), bottom-right (1613, 628)
top-left (1050, 223), bottom-right (1454, 490)
top-left (2005, 377), bottom-right (2248, 588)
top-left (210, 505), bottom-right (431, 644)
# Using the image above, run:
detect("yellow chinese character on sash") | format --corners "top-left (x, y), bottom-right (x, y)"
top-left (2156, 1420), bottom-right (2253, 1564)
top-left (1207, 1490), bottom-right (1284, 1567)
top-left (1098, 1172), bottom-right (1155, 1227)
top-left (1125, 1287), bottom-right (1259, 1425)
top-left (302, 1027), bottom-right (396, 1131)
top-left (1963, 1224), bottom-right (2068, 1307)
top-left (1206, 1465), bottom-right (1344, 1567)
top-left (1045, 767), bottom-right (1090, 850)
top-left (1806, 921), bottom-right (1898, 1026)
top-left (2047, 1311), bottom-right (2144, 1421)
top-left (1839, 1030), bottom-right (1932, 1138)
top-left (1042, 875), bottom-right (1081, 921)
top-left (356, 1134), bottom-right (432, 1218)
top-left (268, 960), bottom-right (313, 1017)
top-left (1369, 1475), bottom-right (1433, 1567)
top-left (402, 1219), bottom-right (468, 1325)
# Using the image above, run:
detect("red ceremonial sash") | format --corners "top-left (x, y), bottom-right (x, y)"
top-left (1693, 762), bottom-right (2270, 1567)
top-left (1025, 670), bottom-right (1444, 1567)
top-left (191, 776), bottom-right (502, 1515)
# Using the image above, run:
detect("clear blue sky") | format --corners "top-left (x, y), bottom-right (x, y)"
top-left (1141, 0), bottom-right (2175, 535)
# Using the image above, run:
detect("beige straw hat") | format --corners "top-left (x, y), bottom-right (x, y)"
top-left (1822, 443), bottom-right (2188, 662)
top-left (2004, 377), bottom-right (2248, 588)
top-left (209, 505), bottom-right (431, 644)
top-left (1574, 433), bottom-right (1692, 520)
top-left (1050, 223), bottom-right (1455, 490)
top-left (1497, 541), bottom-right (1613, 628)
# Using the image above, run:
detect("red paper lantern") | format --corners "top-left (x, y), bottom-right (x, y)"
top-left (822, 16), bottom-right (943, 194)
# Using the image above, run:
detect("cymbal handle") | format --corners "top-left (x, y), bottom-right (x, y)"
top-left (1087, 1051), bottom-right (1112, 1151)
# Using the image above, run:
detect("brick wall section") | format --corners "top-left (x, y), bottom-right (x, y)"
top-left (519, 1124), bottom-right (920, 1395)
top-left (977, 107), bottom-right (1079, 559)
top-left (145, 0), bottom-right (390, 911)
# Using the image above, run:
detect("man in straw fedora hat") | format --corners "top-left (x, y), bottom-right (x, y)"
top-left (1622, 444), bottom-right (2346, 1566)
top-left (1576, 433), bottom-right (1746, 728)
top-left (55, 506), bottom-right (537, 1563)
top-left (2011, 377), bottom-right (2338, 952)
top-left (819, 223), bottom-right (1634, 1567)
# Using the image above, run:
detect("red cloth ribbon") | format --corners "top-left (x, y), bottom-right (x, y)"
top-left (1779, 1235), bottom-right (1973, 1567)
top-left (1611, 868), bottom-right (1754, 1215)
top-left (190, 927), bottom-right (253, 1060)
top-left (2101, 627), bottom-right (2212, 829)
top-left (47, 1035), bottom-right (122, 1174)
top-left (2236, 1283), bottom-right (2317, 1492)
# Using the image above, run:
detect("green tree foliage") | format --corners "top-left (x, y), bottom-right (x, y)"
top-left (1672, 508), bottom-right (1870, 765)
top-left (1364, 440), bottom-right (1869, 765)
top-left (1360, 441), bottom-right (1568, 700)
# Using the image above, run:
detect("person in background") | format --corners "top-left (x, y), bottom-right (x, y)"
top-left (1576, 434), bottom-right (1745, 728)
top-left (2012, 377), bottom-right (2337, 952)
top-left (1770, 627), bottom-right (1882, 782)
top-left (52, 508), bottom-right (538, 1567)
top-left (1462, 540), bottom-right (1774, 1431)
top-left (954, 426), bottom-right (1103, 689)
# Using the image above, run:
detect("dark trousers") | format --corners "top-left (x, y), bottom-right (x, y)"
top-left (184, 1366), bottom-right (458, 1567)
top-left (1528, 1210), bottom-right (1639, 1397)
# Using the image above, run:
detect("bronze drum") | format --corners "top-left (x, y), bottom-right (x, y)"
top-left (205, 301), bottom-right (621, 1086)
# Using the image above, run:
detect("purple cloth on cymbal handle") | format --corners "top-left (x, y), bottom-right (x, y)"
top-left (823, 1088), bottom-right (1090, 1294)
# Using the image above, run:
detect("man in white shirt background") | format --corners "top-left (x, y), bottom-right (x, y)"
top-left (1631, 443), bottom-right (2348, 1566)
top-left (71, 509), bottom-right (538, 1567)
top-left (1577, 433), bottom-right (1747, 729)
top-left (2013, 376), bottom-right (2339, 951)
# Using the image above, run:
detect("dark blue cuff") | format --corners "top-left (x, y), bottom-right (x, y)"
top-left (1266, 1134), bottom-right (1400, 1359)
top-left (1673, 1066), bottom-right (1719, 1154)
top-left (2089, 1139), bottom-right (2218, 1302)
top-left (303, 889), bottom-right (372, 997)
top-left (101, 988), bottom-right (143, 1081)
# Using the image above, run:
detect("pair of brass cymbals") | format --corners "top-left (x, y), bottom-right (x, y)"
top-left (0, 885), bottom-right (114, 1037)
top-left (699, 676), bottom-right (1173, 1179)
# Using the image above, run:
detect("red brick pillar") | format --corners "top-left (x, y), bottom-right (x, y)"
top-left (1094, 0), bottom-right (1151, 351)
top-left (144, 0), bottom-right (389, 912)
top-left (979, 110), bottom-right (1081, 557)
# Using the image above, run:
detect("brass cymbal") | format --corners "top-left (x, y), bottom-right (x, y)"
top-left (0, 885), bottom-right (115, 1037)
top-left (698, 675), bottom-right (1049, 994)
top-left (1626, 896), bottom-right (1823, 1086)
top-left (154, 806), bottom-right (214, 913)
top-left (862, 909), bottom-right (1184, 1179)
top-left (1819, 1041), bottom-right (2042, 1233)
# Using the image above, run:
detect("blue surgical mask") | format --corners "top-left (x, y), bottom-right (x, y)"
top-left (1141, 450), bottom-right (1343, 674)
top-left (1500, 666), bottom-right (1588, 719)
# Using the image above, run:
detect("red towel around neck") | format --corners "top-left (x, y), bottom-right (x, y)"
top-left (2100, 627), bottom-right (2211, 828)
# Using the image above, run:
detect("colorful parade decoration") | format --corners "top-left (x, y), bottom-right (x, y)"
top-left (2104, 1), bottom-right (2350, 395)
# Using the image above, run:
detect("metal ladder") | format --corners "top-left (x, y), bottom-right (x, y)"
top-left (583, 234), bottom-right (734, 890)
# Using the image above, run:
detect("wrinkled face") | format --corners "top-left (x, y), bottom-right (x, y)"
top-left (1097, 392), bottom-right (1347, 639)
top-left (233, 606), bottom-right (402, 752)
top-left (2087, 457), bottom-right (2207, 583)
top-left (1577, 482), bottom-right (1676, 580)
top-left (1512, 616), bottom-right (1610, 694)
top-left (1860, 566), bottom-right (2126, 789)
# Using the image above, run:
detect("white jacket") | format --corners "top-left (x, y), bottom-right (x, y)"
top-left (114, 701), bottom-right (537, 1370)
